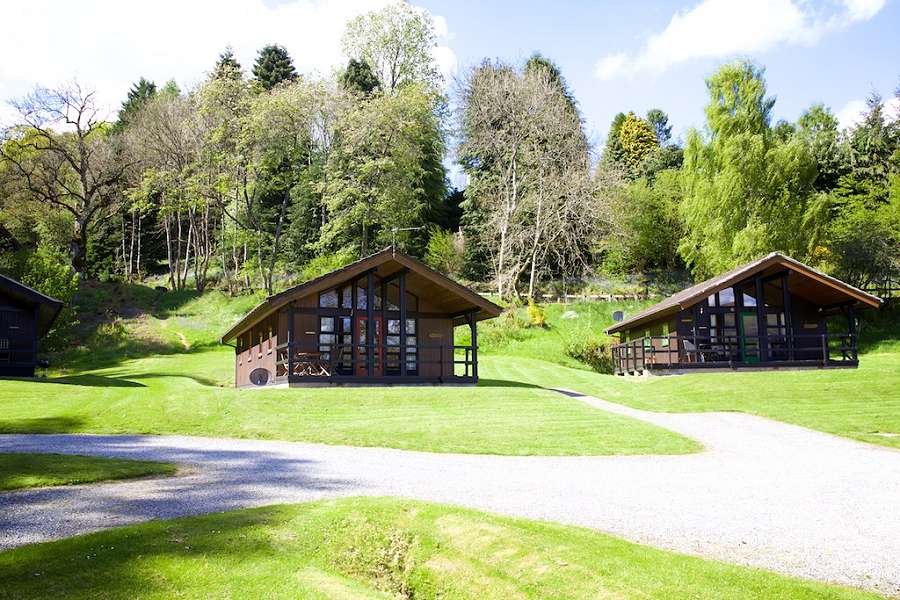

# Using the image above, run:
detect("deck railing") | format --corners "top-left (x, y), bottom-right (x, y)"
top-left (0, 338), bottom-right (36, 368)
top-left (611, 333), bottom-right (858, 375)
top-left (273, 341), bottom-right (478, 382)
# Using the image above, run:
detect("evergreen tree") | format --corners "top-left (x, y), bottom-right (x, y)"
top-left (252, 44), bottom-right (298, 90)
top-left (339, 58), bottom-right (381, 96)
top-left (646, 108), bottom-right (672, 144)
top-left (115, 77), bottom-right (157, 130)
top-left (214, 47), bottom-right (242, 80)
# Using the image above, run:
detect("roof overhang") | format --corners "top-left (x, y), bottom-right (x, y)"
top-left (605, 253), bottom-right (882, 335)
top-left (0, 273), bottom-right (64, 337)
top-left (221, 248), bottom-right (503, 343)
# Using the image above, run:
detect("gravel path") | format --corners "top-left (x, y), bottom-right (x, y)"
top-left (1, 391), bottom-right (899, 596)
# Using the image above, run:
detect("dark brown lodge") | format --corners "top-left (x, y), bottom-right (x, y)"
top-left (606, 253), bottom-right (883, 375)
top-left (221, 249), bottom-right (502, 387)
top-left (0, 273), bottom-right (63, 378)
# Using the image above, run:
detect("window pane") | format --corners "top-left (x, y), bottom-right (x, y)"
top-left (386, 335), bottom-right (400, 347)
top-left (320, 317), bottom-right (334, 333)
top-left (406, 335), bottom-right (417, 347)
top-left (387, 319), bottom-right (400, 334)
top-left (708, 295), bottom-right (716, 307)
top-left (356, 284), bottom-right (367, 309)
top-left (319, 290), bottom-right (338, 308)
top-left (318, 333), bottom-right (335, 347)
top-left (406, 319), bottom-right (416, 334)
top-left (719, 288), bottom-right (735, 306)
top-left (723, 313), bottom-right (735, 327)
top-left (342, 287), bottom-right (352, 309)
top-left (341, 317), bottom-right (351, 333)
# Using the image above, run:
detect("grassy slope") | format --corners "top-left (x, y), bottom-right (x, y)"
top-left (0, 497), bottom-right (876, 600)
top-left (0, 287), bottom-right (696, 456)
top-left (0, 453), bottom-right (176, 491)
top-left (477, 301), bottom-right (900, 450)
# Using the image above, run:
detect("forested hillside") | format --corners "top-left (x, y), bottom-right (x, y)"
top-left (1, 1), bottom-right (898, 351)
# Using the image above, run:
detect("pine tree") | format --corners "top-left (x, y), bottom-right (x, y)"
top-left (116, 78), bottom-right (157, 130)
top-left (252, 44), bottom-right (298, 90)
top-left (339, 58), bottom-right (380, 96)
top-left (214, 47), bottom-right (242, 80)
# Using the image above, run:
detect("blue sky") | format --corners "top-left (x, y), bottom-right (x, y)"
top-left (421, 0), bottom-right (900, 148)
top-left (1, 0), bottom-right (897, 152)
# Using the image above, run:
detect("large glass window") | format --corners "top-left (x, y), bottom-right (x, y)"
top-left (718, 287), bottom-right (735, 307)
top-left (319, 290), bottom-right (338, 308)
top-left (319, 316), bottom-right (335, 360)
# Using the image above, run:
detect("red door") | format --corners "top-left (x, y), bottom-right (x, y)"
top-left (355, 315), bottom-right (383, 376)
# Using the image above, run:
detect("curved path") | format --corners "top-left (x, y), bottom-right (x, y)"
top-left (1, 391), bottom-right (899, 596)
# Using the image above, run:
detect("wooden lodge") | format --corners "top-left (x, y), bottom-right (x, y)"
top-left (606, 253), bottom-right (883, 376)
top-left (0, 274), bottom-right (63, 378)
top-left (221, 248), bottom-right (502, 387)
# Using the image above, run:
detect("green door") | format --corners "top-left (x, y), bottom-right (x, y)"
top-left (738, 311), bottom-right (760, 364)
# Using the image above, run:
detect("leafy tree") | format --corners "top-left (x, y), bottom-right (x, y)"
top-left (679, 60), bottom-right (820, 276)
top-left (0, 84), bottom-right (129, 275)
top-left (339, 58), bottom-right (381, 96)
top-left (19, 244), bottom-right (79, 350)
top-left (321, 82), bottom-right (446, 256)
top-left (424, 227), bottom-right (464, 276)
top-left (342, 2), bottom-right (440, 94)
top-left (797, 104), bottom-right (846, 192)
top-left (252, 44), bottom-right (298, 91)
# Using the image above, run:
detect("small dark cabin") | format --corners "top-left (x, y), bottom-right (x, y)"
top-left (606, 253), bottom-right (883, 375)
top-left (221, 248), bottom-right (502, 387)
top-left (0, 274), bottom-right (63, 377)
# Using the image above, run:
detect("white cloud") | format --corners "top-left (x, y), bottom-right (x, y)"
top-left (594, 0), bottom-right (886, 80)
top-left (0, 0), bottom-right (456, 124)
top-left (836, 96), bottom-right (900, 130)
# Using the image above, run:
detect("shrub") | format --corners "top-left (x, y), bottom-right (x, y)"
top-left (565, 336), bottom-right (615, 374)
top-left (424, 227), bottom-right (464, 276)
top-left (526, 298), bottom-right (546, 327)
top-left (19, 245), bottom-right (80, 351)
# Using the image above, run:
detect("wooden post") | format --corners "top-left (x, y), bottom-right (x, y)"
top-left (350, 281), bottom-right (358, 373)
top-left (821, 333), bottom-right (828, 366)
top-left (32, 304), bottom-right (39, 371)
top-left (469, 311), bottom-right (479, 383)
top-left (366, 270), bottom-right (374, 377)
top-left (755, 276), bottom-right (767, 362)
top-left (782, 273), bottom-right (793, 360)
top-left (287, 305), bottom-right (295, 378)
top-left (399, 271), bottom-right (407, 377)
top-left (847, 304), bottom-right (857, 361)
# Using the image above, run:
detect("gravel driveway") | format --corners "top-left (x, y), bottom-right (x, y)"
top-left (1, 390), bottom-right (899, 596)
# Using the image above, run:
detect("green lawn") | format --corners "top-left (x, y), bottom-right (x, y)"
top-left (0, 453), bottom-right (177, 491)
top-left (0, 497), bottom-right (877, 600)
top-left (483, 349), bottom-right (900, 451)
top-left (0, 348), bottom-right (697, 456)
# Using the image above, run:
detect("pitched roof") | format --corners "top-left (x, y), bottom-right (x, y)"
top-left (605, 252), bottom-right (883, 335)
top-left (0, 273), bottom-right (64, 336)
top-left (221, 248), bottom-right (503, 343)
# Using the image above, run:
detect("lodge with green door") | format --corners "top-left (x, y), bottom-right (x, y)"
top-left (606, 253), bottom-right (883, 375)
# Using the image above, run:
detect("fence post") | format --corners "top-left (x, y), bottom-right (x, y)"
top-left (821, 334), bottom-right (828, 366)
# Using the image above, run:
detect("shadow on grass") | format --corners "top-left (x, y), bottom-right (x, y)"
top-left (0, 416), bottom-right (87, 434)
top-left (24, 374), bottom-right (146, 388)
top-left (476, 378), bottom-right (542, 389)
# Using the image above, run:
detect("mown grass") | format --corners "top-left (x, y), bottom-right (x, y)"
top-left (0, 453), bottom-right (176, 491)
top-left (0, 347), bottom-right (697, 455)
top-left (0, 497), bottom-right (877, 600)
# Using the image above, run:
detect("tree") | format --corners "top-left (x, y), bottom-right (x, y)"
top-left (213, 47), bottom-right (242, 79)
top-left (458, 59), bottom-right (594, 298)
top-left (603, 112), bottom-right (627, 166)
top-left (679, 61), bottom-right (820, 276)
top-left (339, 58), bottom-right (381, 96)
top-left (115, 78), bottom-right (157, 131)
top-left (617, 112), bottom-right (658, 176)
top-left (252, 44), bottom-right (298, 91)
top-left (321, 82), bottom-right (446, 256)
top-left (342, 2), bottom-right (440, 94)
top-left (797, 104), bottom-right (846, 192)
top-left (0, 84), bottom-right (130, 275)
top-left (646, 108), bottom-right (672, 144)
